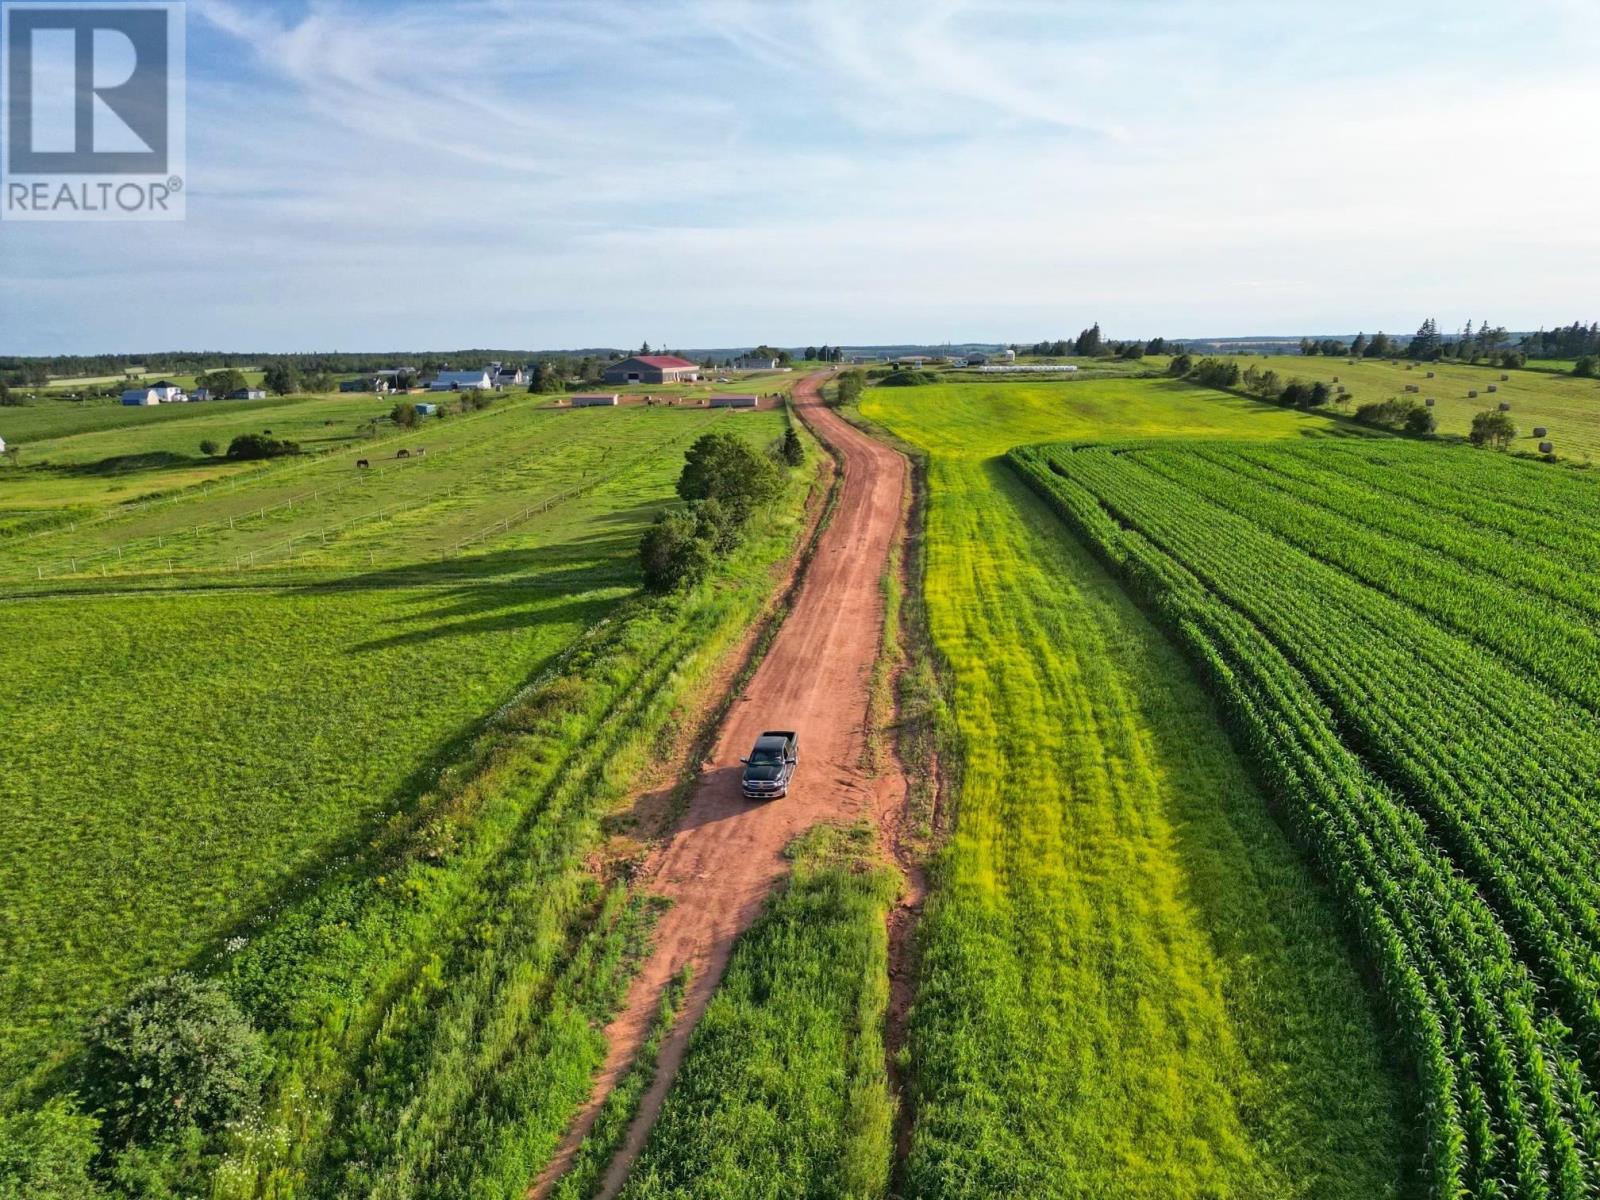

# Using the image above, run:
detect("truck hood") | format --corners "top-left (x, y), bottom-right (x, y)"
top-left (743, 763), bottom-right (785, 782)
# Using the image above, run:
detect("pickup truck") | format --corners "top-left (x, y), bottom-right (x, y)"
top-left (740, 730), bottom-right (800, 800)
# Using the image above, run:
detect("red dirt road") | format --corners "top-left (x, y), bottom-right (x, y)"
top-left (532, 373), bottom-right (910, 1199)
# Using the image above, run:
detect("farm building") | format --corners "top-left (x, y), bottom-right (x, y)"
top-left (121, 388), bottom-right (163, 406)
top-left (734, 355), bottom-right (780, 370)
top-left (710, 394), bottom-right (760, 409)
top-left (413, 402), bottom-right (439, 416)
top-left (603, 355), bottom-right (701, 385)
top-left (490, 362), bottom-right (525, 386)
top-left (340, 377), bottom-right (391, 394)
top-left (430, 370), bottom-right (495, 392)
top-left (227, 388), bottom-right (268, 400)
top-left (570, 394), bottom-right (621, 408)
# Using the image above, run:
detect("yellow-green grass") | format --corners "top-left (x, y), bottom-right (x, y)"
top-left (865, 379), bottom-right (1407, 1197)
top-left (618, 825), bottom-right (898, 1200)
top-left (1251, 355), bottom-right (1600, 461)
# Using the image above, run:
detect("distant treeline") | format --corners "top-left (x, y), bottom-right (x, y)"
top-left (1026, 323), bottom-right (1183, 360)
top-left (1298, 319), bottom-right (1600, 368)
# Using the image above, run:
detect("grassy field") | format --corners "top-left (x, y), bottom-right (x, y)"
top-left (0, 395), bottom-right (808, 1194)
top-left (1016, 438), bottom-right (1600, 1195)
top-left (618, 825), bottom-right (898, 1200)
top-left (861, 378), bottom-right (1408, 1197)
top-left (1249, 355), bottom-right (1600, 460)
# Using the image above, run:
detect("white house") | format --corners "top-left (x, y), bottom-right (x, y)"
top-left (430, 370), bottom-right (494, 392)
top-left (121, 388), bottom-right (162, 406)
top-left (570, 393), bottom-right (621, 408)
top-left (490, 362), bottom-right (525, 386)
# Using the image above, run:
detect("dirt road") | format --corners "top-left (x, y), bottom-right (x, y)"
top-left (532, 373), bottom-right (910, 1199)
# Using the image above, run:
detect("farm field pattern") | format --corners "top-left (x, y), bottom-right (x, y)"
top-left (863, 379), bottom-right (1408, 1197)
top-left (1010, 434), bottom-right (1600, 1196)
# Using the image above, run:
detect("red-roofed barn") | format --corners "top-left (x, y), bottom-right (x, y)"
top-left (602, 355), bottom-right (701, 385)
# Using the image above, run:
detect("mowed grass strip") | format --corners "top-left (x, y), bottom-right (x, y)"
top-left (617, 824), bottom-right (899, 1200)
top-left (863, 379), bottom-right (1406, 1198)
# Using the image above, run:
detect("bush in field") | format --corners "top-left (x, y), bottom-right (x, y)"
top-left (640, 508), bottom-right (716, 593)
top-left (878, 369), bottom-right (938, 387)
top-left (1404, 405), bottom-right (1437, 435)
top-left (225, 434), bottom-right (299, 461)
top-left (1575, 355), bottom-right (1598, 379)
top-left (82, 973), bottom-right (269, 1147)
top-left (1186, 357), bottom-right (1241, 388)
top-left (1167, 353), bottom-right (1193, 377)
top-left (1469, 409), bottom-right (1517, 450)
top-left (198, 439), bottom-right (219, 457)
top-left (390, 402), bottom-right (419, 428)
top-left (677, 431), bottom-right (783, 513)
top-left (833, 371), bottom-right (865, 407)
top-left (1354, 397), bottom-right (1430, 434)
top-left (0, 1099), bottom-right (105, 1200)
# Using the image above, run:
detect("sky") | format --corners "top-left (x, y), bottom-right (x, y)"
top-left (2, 0), bottom-right (1599, 354)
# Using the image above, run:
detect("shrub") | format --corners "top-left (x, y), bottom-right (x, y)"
top-left (82, 973), bottom-right (269, 1147)
top-left (225, 434), bottom-right (299, 461)
top-left (1499, 351), bottom-right (1526, 370)
top-left (1187, 357), bottom-right (1241, 388)
top-left (390, 402), bottom-right (418, 428)
top-left (1404, 405), bottom-right (1437, 435)
top-left (1354, 397), bottom-right (1430, 433)
top-left (0, 1099), bottom-right (105, 1200)
top-left (677, 432), bottom-right (782, 512)
top-left (878, 370), bottom-right (937, 387)
top-left (640, 508), bottom-right (715, 593)
top-left (198, 439), bottom-right (219, 457)
top-left (833, 372), bottom-right (865, 407)
top-left (1167, 354), bottom-right (1193, 378)
top-left (1469, 409), bottom-right (1517, 450)
top-left (1574, 355), bottom-right (1598, 379)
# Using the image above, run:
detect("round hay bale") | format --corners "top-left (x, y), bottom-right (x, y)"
top-left (1498, 401), bottom-right (1511, 412)
top-left (1425, 397), bottom-right (1436, 407)
top-left (1540, 441), bottom-right (1555, 454)
top-left (1533, 426), bottom-right (1548, 437)
top-left (1501, 373), bottom-right (1510, 381)
top-left (1468, 390), bottom-right (1479, 398)
top-left (1487, 384), bottom-right (1499, 393)
top-left (1426, 371), bottom-right (1436, 378)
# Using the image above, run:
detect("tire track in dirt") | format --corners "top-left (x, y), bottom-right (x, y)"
top-left (531, 372), bottom-right (911, 1199)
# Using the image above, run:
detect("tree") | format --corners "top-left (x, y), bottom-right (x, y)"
top-left (1409, 318), bottom-right (1441, 360)
top-left (677, 432), bottom-right (782, 512)
top-left (82, 973), bottom-right (269, 1146)
top-left (640, 508), bottom-right (714, 592)
top-left (780, 426), bottom-right (805, 467)
top-left (391, 402), bottom-right (419, 428)
top-left (1574, 355), bottom-right (1598, 379)
top-left (262, 363), bottom-right (299, 396)
top-left (1350, 332), bottom-right (1368, 357)
top-left (1469, 410), bottom-right (1517, 450)
top-left (1364, 331), bottom-right (1394, 358)
top-left (528, 361), bottom-right (564, 394)
top-left (1074, 323), bottom-right (1104, 356)
top-left (195, 368), bottom-right (246, 397)
top-left (1404, 405), bottom-right (1437, 435)
top-left (804, 347), bottom-right (819, 362)
top-left (226, 434), bottom-right (299, 460)
top-left (1167, 354), bottom-right (1193, 378)
top-left (0, 379), bottom-right (14, 407)
top-left (199, 439), bottom-right (220, 457)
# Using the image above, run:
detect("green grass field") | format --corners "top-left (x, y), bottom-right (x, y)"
top-left (1016, 438), bottom-right (1600, 1195)
top-left (862, 378), bottom-right (1408, 1197)
top-left (1249, 355), bottom-right (1600, 460)
top-left (0, 401), bottom-right (799, 1127)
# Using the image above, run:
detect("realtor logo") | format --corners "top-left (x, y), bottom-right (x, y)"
top-left (2, 1), bottom-right (185, 220)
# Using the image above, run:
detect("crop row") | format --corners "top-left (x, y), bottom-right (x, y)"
top-left (1011, 441), bottom-right (1600, 1197)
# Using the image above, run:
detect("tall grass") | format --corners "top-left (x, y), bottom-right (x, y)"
top-left (618, 825), bottom-right (899, 1200)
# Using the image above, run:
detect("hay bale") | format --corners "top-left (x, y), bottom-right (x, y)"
top-left (1533, 426), bottom-right (1548, 437)
top-left (1425, 397), bottom-right (1436, 407)
top-left (1487, 384), bottom-right (1499, 393)
top-left (1332, 375), bottom-right (1340, 383)
top-left (1501, 373), bottom-right (1510, 381)
top-left (1406, 364), bottom-right (1414, 370)
top-left (1498, 402), bottom-right (1511, 412)
top-left (1540, 441), bottom-right (1555, 454)
top-left (1468, 390), bottom-right (1479, 398)
top-left (1426, 371), bottom-right (1435, 378)
top-left (1405, 384), bottom-right (1420, 393)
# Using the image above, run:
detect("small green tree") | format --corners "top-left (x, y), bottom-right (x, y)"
top-left (780, 426), bottom-right (805, 468)
top-left (390, 402), bottom-right (418, 428)
top-left (677, 432), bottom-right (782, 512)
top-left (1574, 355), bottom-right (1598, 379)
top-left (1404, 405), bottom-right (1437, 435)
top-left (82, 974), bottom-right (269, 1147)
top-left (0, 380), bottom-right (14, 407)
top-left (199, 439), bottom-right (219, 457)
top-left (640, 509), bottom-right (715, 592)
top-left (261, 364), bottom-right (299, 396)
top-left (1167, 354), bottom-right (1193, 378)
top-left (1469, 410), bottom-right (1517, 450)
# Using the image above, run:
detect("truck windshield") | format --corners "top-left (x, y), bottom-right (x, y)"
top-left (749, 746), bottom-right (784, 764)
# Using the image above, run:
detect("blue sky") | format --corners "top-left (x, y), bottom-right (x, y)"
top-left (3, 0), bottom-right (1598, 353)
